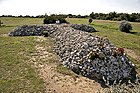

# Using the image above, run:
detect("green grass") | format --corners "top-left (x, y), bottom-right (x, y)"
top-left (0, 17), bottom-right (45, 92)
top-left (0, 36), bottom-right (45, 93)
top-left (0, 17), bottom-right (43, 34)
top-left (56, 64), bottom-right (78, 80)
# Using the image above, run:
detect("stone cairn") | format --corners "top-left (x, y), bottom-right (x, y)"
top-left (9, 25), bottom-right (58, 36)
top-left (70, 24), bottom-right (96, 32)
top-left (9, 24), bottom-right (137, 86)
top-left (9, 24), bottom-right (96, 36)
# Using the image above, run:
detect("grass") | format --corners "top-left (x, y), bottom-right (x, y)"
top-left (0, 17), bottom-right (45, 93)
top-left (56, 64), bottom-right (78, 80)
top-left (0, 17), bottom-right (43, 34)
top-left (0, 36), bottom-right (45, 93)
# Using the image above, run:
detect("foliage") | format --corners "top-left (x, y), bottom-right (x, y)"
top-left (43, 16), bottom-right (68, 24)
top-left (119, 20), bottom-right (132, 33)
top-left (88, 18), bottom-right (93, 24)
top-left (43, 16), bottom-right (56, 24)
top-left (1, 12), bottom-right (140, 22)
top-left (90, 12), bottom-right (140, 22)
top-left (42, 31), bottom-right (49, 37)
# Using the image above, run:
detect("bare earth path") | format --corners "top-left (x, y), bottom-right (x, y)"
top-left (124, 48), bottom-right (140, 61)
top-left (28, 36), bottom-right (103, 93)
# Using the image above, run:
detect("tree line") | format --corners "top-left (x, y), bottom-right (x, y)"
top-left (90, 12), bottom-right (140, 22)
top-left (0, 12), bottom-right (140, 22)
top-left (0, 14), bottom-right (88, 18)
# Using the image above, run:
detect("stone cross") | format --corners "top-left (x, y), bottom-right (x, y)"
top-left (0, 20), bottom-right (3, 26)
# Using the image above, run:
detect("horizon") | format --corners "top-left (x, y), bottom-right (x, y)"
top-left (0, 11), bottom-right (140, 17)
top-left (0, 0), bottom-right (140, 16)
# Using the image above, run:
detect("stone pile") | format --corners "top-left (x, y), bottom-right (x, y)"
top-left (9, 25), bottom-right (58, 36)
top-left (70, 24), bottom-right (96, 32)
top-left (50, 25), bottom-right (137, 86)
top-left (9, 24), bottom-right (137, 85)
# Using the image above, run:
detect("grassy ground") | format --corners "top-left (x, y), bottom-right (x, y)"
top-left (0, 17), bottom-right (45, 93)
top-left (0, 17), bottom-right (43, 34)
top-left (67, 18), bottom-right (140, 68)
top-left (0, 36), bottom-right (45, 93)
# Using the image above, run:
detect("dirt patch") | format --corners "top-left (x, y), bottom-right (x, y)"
top-left (124, 48), bottom-right (140, 60)
top-left (29, 36), bottom-right (104, 93)
top-left (0, 34), bottom-right (8, 36)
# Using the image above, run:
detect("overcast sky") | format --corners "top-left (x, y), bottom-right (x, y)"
top-left (0, 0), bottom-right (140, 16)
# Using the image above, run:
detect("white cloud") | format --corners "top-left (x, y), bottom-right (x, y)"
top-left (0, 0), bottom-right (140, 16)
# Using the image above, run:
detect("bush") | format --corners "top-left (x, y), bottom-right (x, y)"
top-left (58, 18), bottom-right (68, 23)
top-left (43, 16), bottom-right (56, 24)
top-left (42, 31), bottom-right (49, 37)
top-left (88, 18), bottom-right (93, 24)
top-left (43, 16), bottom-right (68, 24)
top-left (119, 20), bottom-right (132, 33)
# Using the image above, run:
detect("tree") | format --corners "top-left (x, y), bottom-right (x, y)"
top-left (90, 12), bottom-right (95, 19)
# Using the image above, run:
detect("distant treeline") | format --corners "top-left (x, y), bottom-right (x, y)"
top-left (0, 14), bottom-right (88, 18)
top-left (0, 12), bottom-right (140, 22)
top-left (90, 12), bottom-right (140, 22)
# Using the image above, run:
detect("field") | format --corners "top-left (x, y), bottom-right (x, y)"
top-left (0, 17), bottom-right (45, 92)
top-left (0, 17), bottom-right (140, 93)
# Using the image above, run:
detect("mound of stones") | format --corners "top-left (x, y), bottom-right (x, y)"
top-left (9, 24), bottom-right (137, 85)
top-left (50, 25), bottom-right (137, 86)
top-left (9, 25), bottom-right (58, 36)
top-left (70, 24), bottom-right (96, 32)
top-left (9, 24), bottom-right (96, 36)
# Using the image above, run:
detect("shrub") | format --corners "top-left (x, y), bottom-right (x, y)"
top-left (43, 16), bottom-right (68, 24)
top-left (58, 18), bottom-right (68, 23)
top-left (119, 20), bottom-right (132, 33)
top-left (42, 31), bottom-right (49, 37)
top-left (43, 16), bottom-right (56, 24)
top-left (88, 18), bottom-right (93, 24)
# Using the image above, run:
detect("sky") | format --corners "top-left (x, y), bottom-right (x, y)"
top-left (0, 0), bottom-right (140, 16)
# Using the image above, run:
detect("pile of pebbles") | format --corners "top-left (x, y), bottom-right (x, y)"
top-left (9, 25), bottom-right (58, 36)
top-left (9, 24), bottom-right (96, 36)
top-left (9, 24), bottom-right (137, 85)
top-left (70, 24), bottom-right (96, 32)
top-left (50, 25), bottom-right (137, 86)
